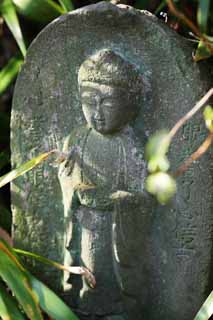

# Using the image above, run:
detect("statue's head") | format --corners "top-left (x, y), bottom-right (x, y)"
top-left (78, 49), bottom-right (143, 134)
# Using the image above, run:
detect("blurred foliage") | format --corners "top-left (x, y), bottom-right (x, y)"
top-left (0, 150), bottom-right (55, 188)
top-left (203, 105), bottom-right (213, 132)
top-left (0, 234), bottom-right (79, 319)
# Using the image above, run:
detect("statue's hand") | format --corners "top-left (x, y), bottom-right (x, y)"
top-left (58, 146), bottom-right (76, 177)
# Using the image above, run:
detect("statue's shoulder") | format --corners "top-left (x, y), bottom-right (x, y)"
top-left (62, 125), bottom-right (90, 153)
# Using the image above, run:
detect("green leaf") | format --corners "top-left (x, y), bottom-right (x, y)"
top-left (0, 282), bottom-right (26, 320)
top-left (0, 56), bottom-right (23, 94)
top-left (147, 155), bottom-right (170, 173)
top-left (0, 0), bottom-right (26, 57)
top-left (14, 248), bottom-right (96, 289)
top-left (0, 242), bottom-right (43, 319)
top-left (58, 0), bottom-right (74, 12)
top-left (12, 0), bottom-right (65, 23)
top-left (145, 172), bottom-right (177, 204)
top-left (197, 0), bottom-right (210, 33)
top-left (193, 40), bottom-right (212, 62)
top-left (29, 275), bottom-right (79, 320)
top-left (0, 151), bottom-right (54, 188)
top-left (154, 0), bottom-right (167, 14)
top-left (203, 105), bottom-right (213, 132)
top-left (145, 130), bottom-right (170, 162)
top-left (194, 290), bottom-right (213, 320)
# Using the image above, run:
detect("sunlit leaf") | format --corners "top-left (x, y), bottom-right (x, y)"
top-left (12, 0), bottom-right (65, 23)
top-left (145, 130), bottom-right (170, 162)
top-left (0, 56), bottom-right (23, 94)
top-left (145, 172), bottom-right (176, 204)
top-left (193, 40), bottom-right (212, 62)
top-left (194, 290), bottom-right (213, 320)
top-left (0, 282), bottom-right (26, 320)
top-left (197, 0), bottom-right (210, 33)
top-left (29, 275), bottom-right (79, 320)
top-left (0, 151), bottom-right (55, 188)
top-left (203, 105), bottom-right (213, 132)
top-left (0, 242), bottom-right (43, 319)
top-left (58, 0), bottom-right (74, 12)
top-left (14, 248), bottom-right (96, 289)
top-left (0, 0), bottom-right (26, 56)
top-left (147, 155), bottom-right (170, 173)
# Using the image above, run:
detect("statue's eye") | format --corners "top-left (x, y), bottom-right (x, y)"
top-left (82, 99), bottom-right (95, 107)
top-left (102, 99), bottom-right (116, 108)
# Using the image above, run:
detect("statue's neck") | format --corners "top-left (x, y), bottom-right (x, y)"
top-left (90, 125), bottom-right (133, 139)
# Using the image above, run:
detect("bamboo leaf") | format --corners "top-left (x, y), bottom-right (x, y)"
top-left (0, 151), bottom-right (55, 188)
top-left (58, 0), bottom-right (74, 12)
top-left (0, 56), bottom-right (23, 94)
top-left (0, 0), bottom-right (26, 56)
top-left (194, 290), bottom-right (213, 320)
top-left (12, 0), bottom-right (65, 23)
top-left (14, 249), bottom-right (96, 288)
top-left (0, 282), bottom-right (26, 320)
top-left (193, 40), bottom-right (212, 62)
top-left (29, 275), bottom-right (79, 320)
top-left (197, 0), bottom-right (210, 33)
top-left (0, 242), bottom-right (43, 319)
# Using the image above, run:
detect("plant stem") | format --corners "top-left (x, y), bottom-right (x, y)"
top-left (167, 0), bottom-right (213, 54)
top-left (14, 248), bottom-right (96, 288)
top-left (168, 88), bottom-right (213, 140)
top-left (174, 132), bottom-right (213, 177)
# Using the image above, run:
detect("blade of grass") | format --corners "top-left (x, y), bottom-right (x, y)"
top-left (29, 275), bottom-right (79, 320)
top-left (13, 0), bottom-right (65, 23)
top-left (0, 0), bottom-right (26, 57)
top-left (0, 56), bottom-right (23, 94)
top-left (155, 0), bottom-right (167, 15)
top-left (0, 243), bottom-right (43, 319)
top-left (14, 248), bottom-right (96, 288)
top-left (197, 0), bottom-right (210, 33)
top-left (0, 151), bottom-right (55, 188)
top-left (194, 290), bottom-right (213, 320)
top-left (58, 0), bottom-right (74, 12)
top-left (0, 282), bottom-right (26, 320)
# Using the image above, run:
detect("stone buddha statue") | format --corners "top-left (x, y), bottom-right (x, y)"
top-left (59, 49), bottom-right (147, 319)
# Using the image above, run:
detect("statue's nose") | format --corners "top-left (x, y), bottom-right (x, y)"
top-left (94, 101), bottom-right (103, 119)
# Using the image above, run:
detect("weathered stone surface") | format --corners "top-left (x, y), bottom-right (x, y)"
top-left (11, 2), bottom-right (212, 320)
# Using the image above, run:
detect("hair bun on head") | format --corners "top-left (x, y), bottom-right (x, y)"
top-left (78, 49), bottom-right (143, 94)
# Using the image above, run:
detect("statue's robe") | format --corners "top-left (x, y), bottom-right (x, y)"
top-left (59, 125), bottom-right (148, 318)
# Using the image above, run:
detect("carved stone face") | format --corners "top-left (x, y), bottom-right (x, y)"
top-left (80, 81), bottom-right (137, 134)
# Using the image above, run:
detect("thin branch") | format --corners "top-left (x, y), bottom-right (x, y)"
top-left (168, 88), bottom-right (213, 140)
top-left (174, 133), bottom-right (213, 177)
top-left (167, 0), bottom-right (213, 54)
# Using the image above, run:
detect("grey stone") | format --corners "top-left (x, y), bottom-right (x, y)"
top-left (11, 2), bottom-right (212, 320)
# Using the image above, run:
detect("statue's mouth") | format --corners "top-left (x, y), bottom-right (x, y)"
top-left (94, 119), bottom-right (105, 124)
